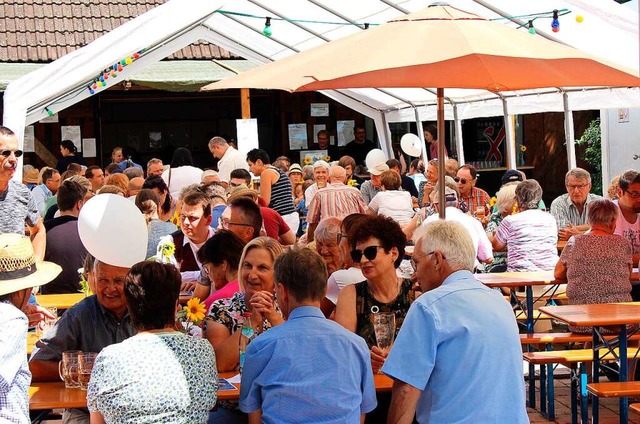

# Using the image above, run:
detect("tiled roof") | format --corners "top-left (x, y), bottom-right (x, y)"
top-left (0, 0), bottom-right (238, 63)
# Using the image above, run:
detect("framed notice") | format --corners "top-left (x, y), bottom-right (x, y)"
top-left (236, 118), bottom-right (259, 158)
top-left (61, 126), bottom-right (82, 152)
top-left (288, 123), bottom-right (308, 150)
top-left (310, 103), bottom-right (329, 117)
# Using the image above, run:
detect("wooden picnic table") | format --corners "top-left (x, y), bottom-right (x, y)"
top-left (29, 372), bottom-right (394, 411)
top-left (540, 303), bottom-right (640, 424)
top-left (35, 293), bottom-right (85, 310)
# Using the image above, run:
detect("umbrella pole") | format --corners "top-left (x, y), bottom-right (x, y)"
top-left (437, 88), bottom-right (446, 219)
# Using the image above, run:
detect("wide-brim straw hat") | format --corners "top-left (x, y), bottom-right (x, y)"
top-left (0, 234), bottom-right (62, 296)
top-left (227, 184), bottom-right (259, 204)
top-left (23, 168), bottom-right (40, 184)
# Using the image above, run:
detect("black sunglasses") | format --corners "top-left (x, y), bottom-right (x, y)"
top-left (1, 149), bottom-right (23, 158)
top-left (350, 246), bottom-right (382, 263)
top-left (454, 176), bottom-right (473, 184)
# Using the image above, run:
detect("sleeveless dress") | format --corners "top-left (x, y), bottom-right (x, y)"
top-left (266, 165), bottom-right (295, 216)
top-left (354, 278), bottom-right (415, 348)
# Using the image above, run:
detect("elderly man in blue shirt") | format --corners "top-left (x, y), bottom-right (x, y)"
top-left (239, 248), bottom-right (377, 424)
top-left (383, 220), bottom-right (528, 424)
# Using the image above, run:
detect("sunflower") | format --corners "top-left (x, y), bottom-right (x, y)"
top-left (184, 298), bottom-right (206, 323)
top-left (161, 242), bottom-right (175, 258)
top-left (303, 156), bottom-right (312, 165)
top-left (324, 155), bottom-right (331, 162)
top-left (347, 179), bottom-right (359, 187)
top-left (520, 145), bottom-right (527, 152)
top-left (489, 196), bottom-right (497, 207)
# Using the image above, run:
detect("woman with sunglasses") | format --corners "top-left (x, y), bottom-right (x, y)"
top-left (334, 215), bottom-right (415, 373)
top-left (417, 159), bottom-right (439, 207)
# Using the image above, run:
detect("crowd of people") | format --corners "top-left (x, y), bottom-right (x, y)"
top-left (1, 121), bottom-right (640, 423)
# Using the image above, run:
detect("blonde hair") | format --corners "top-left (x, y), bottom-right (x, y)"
top-left (104, 173), bottom-right (129, 196)
top-left (237, 237), bottom-right (284, 292)
top-left (495, 184), bottom-right (517, 216)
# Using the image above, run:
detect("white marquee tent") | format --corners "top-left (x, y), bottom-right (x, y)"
top-left (3, 0), bottom-right (639, 172)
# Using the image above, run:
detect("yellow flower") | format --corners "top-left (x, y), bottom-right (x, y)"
top-left (520, 145), bottom-right (527, 152)
top-left (161, 242), bottom-right (175, 258)
top-left (303, 156), bottom-right (312, 165)
top-left (489, 196), bottom-right (497, 207)
top-left (324, 155), bottom-right (331, 162)
top-left (512, 201), bottom-right (519, 215)
top-left (347, 179), bottom-right (358, 187)
top-left (183, 298), bottom-right (206, 323)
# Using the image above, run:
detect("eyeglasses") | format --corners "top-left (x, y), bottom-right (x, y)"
top-left (566, 183), bottom-right (589, 190)
top-left (410, 251), bottom-right (446, 271)
top-left (337, 233), bottom-right (347, 244)
top-left (453, 177), bottom-right (472, 185)
top-left (624, 189), bottom-right (640, 199)
top-left (1, 149), bottom-right (23, 158)
top-left (219, 218), bottom-right (253, 229)
top-left (350, 246), bottom-right (383, 263)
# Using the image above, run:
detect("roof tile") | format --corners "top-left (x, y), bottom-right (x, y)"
top-left (1, 0), bottom-right (236, 62)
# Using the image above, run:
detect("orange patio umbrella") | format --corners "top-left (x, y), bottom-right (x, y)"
top-left (203, 5), bottom-right (640, 216)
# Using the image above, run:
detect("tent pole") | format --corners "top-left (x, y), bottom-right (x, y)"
top-left (453, 104), bottom-right (465, 165)
top-left (502, 99), bottom-right (516, 170)
top-left (414, 108), bottom-right (429, 167)
top-left (437, 88), bottom-right (446, 219)
top-left (563, 92), bottom-right (577, 170)
top-left (379, 113), bottom-right (393, 160)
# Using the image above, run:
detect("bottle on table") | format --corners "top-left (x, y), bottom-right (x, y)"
top-left (238, 312), bottom-right (256, 375)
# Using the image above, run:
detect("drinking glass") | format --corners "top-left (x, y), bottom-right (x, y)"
top-left (475, 207), bottom-right (486, 221)
top-left (373, 312), bottom-right (396, 352)
top-left (58, 350), bottom-right (82, 389)
top-left (36, 306), bottom-right (57, 337)
top-left (78, 352), bottom-right (97, 390)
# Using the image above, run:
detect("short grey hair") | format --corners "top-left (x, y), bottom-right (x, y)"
top-left (495, 183), bottom-right (517, 216)
top-left (587, 198), bottom-right (618, 227)
top-left (123, 167), bottom-right (144, 180)
top-left (313, 160), bottom-right (330, 170)
top-left (147, 158), bottom-right (162, 170)
top-left (414, 220), bottom-right (475, 272)
top-left (208, 136), bottom-right (228, 148)
top-left (565, 167), bottom-right (591, 185)
top-left (314, 217), bottom-right (341, 243)
top-left (515, 180), bottom-right (542, 210)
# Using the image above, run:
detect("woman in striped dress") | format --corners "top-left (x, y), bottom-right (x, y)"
top-left (246, 149), bottom-right (299, 234)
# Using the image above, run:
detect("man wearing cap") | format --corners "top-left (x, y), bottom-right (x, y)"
top-left (304, 160), bottom-right (330, 206)
top-left (360, 162), bottom-right (388, 205)
top-left (0, 126), bottom-right (46, 261)
top-left (455, 164), bottom-right (491, 219)
top-left (208, 136), bottom-right (249, 187)
top-left (418, 182), bottom-right (493, 268)
top-left (306, 165), bottom-right (367, 242)
top-left (550, 168), bottom-right (602, 241)
top-left (23, 166), bottom-right (39, 190)
top-left (0, 234), bottom-right (61, 423)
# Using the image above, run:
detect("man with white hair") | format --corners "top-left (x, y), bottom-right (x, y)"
top-left (304, 160), bottom-right (330, 205)
top-left (550, 168), bottom-right (601, 240)
top-left (384, 220), bottom-right (527, 424)
top-left (201, 170), bottom-right (220, 185)
top-left (208, 136), bottom-right (248, 186)
top-left (306, 165), bottom-right (367, 242)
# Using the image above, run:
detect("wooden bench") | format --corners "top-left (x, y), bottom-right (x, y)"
top-left (630, 402), bottom-right (640, 415)
top-left (587, 382), bottom-right (640, 398)
top-left (521, 332), bottom-right (640, 345)
top-left (521, 346), bottom-right (640, 422)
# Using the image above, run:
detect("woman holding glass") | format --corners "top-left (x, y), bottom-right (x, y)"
top-left (334, 215), bottom-right (415, 372)
top-left (204, 237), bottom-right (284, 372)
top-left (87, 261), bottom-right (217, 423)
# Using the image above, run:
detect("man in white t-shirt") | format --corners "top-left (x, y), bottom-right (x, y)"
top-left (208, 136), bottom-right (249, 187)
top-left (615, 170), bottom-right (640, 298)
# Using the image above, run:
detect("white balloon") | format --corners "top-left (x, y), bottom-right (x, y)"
top-left (365, 149), bottom-right (387, 171)
top-left (400, 133), bottom-right (422, 157)
top-left (78, 194), bottom-right (148, 268)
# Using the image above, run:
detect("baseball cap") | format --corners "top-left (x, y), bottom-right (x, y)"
top-left (369, 163), bottom-right (390, 176)
top-left (501, 169), bottom-right (523, 185)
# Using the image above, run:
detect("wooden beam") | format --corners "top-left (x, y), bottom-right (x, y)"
top-left (35, 137), bottom-right (57, 168)
top-left (240, 88), bottom-right (251, 119)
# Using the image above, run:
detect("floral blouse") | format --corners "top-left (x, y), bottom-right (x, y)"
top-left (205, 292), bottom-right (282, 334)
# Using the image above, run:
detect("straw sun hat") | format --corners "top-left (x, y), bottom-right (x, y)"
top-left (0, 234), bottom-right (61, 296)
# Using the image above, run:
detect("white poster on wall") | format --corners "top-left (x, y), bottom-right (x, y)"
top-left (236, 118), bottom-right (259, 159)
top-left (336, 120), bottom-right (355, 147)
top-left (310, 103), bottom-right (329, 117)
top-left (288, 123), bottom-right (308, 150)
top-left (312, 124), bottom-right (326, 145)
top-left (61, 126), bottom-right (82, 152)
top-left (23, 126), bottom-right (35, 153)
top-left (82, 138), bottom-right (97, 158)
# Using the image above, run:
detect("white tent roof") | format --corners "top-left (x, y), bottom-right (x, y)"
top-left (3, 0), bottom-right (640, 161)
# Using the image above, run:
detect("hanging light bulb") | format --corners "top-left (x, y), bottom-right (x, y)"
top-left (551, 9), bottom-right (560, 33)
top-left (528, 20), bottom-right (535, 35)
top-left (263, 17), bottom-right (272, 37)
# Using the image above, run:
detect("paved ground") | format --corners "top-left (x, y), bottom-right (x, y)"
top-left (527, 375), bottom-right (640, 424)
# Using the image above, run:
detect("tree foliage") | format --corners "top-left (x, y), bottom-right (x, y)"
top-left (575, 118), bottom-right (602, 195)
